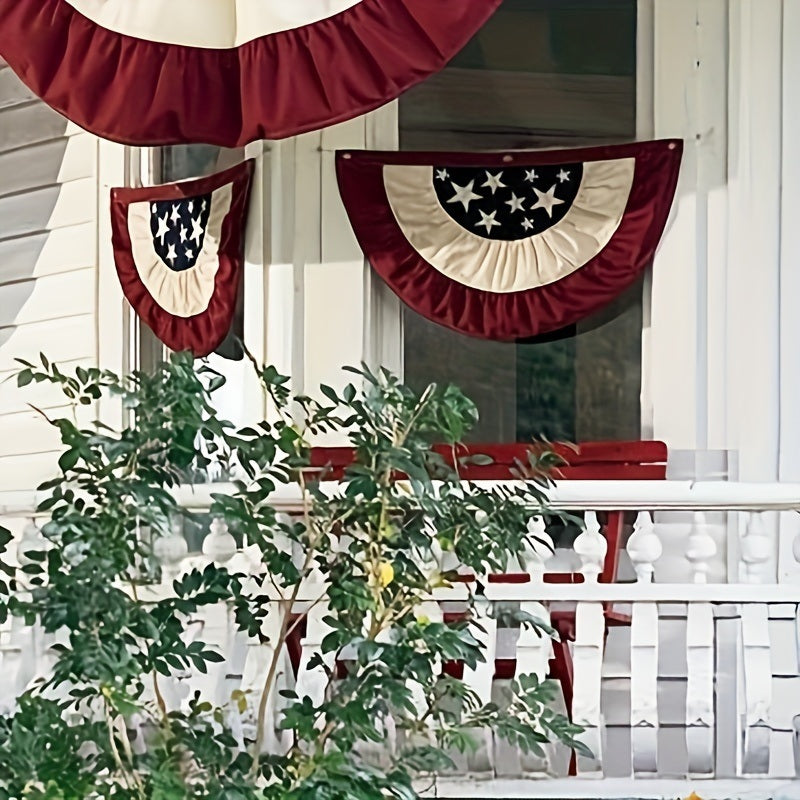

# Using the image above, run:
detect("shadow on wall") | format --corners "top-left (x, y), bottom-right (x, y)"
top-left (0, 60), bottom-right (72, 358)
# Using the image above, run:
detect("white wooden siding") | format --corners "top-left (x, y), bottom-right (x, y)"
top-left (0, 62), bottom-right (102, 493)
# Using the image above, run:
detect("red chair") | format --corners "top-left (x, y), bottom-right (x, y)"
top-left (308, 441), bottom-right (668, 769)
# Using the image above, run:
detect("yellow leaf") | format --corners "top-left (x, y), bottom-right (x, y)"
top-left (379, 561), bottom-right (394, 587)
top-left (231, 689), bottom-right (248, 714)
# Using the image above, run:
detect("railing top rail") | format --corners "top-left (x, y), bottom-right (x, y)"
top-left (131, 578), bottom-right (800, 605)
top-left (3, 479), bottom-right (800, 518)
top-left (170, 479), bottom-right (800, 513)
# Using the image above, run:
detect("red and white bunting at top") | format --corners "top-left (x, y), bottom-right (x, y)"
top-left (336, 140), bottom-right (683, 341)
top-left (110, 161), bottom-right (254, 357)
top-left (0, 0), bottom-right (500, 147)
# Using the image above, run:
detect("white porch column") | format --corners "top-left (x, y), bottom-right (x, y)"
top-left (649, 0), bottom-right (728, 462)
top-left (648, 0), bottom-right (731, 583)
top-left (648, 1), bottom-right (794, 583)
top-left (778, 2), bottom-right (800, 582)
top-left (725, 1), bottom-right (783, 586)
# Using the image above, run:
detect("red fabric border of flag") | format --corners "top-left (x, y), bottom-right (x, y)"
top-left (0, 0), bottom-right (501, 146)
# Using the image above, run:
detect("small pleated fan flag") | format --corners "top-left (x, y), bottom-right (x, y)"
top-left (110, 161), bottom-right (254, 357)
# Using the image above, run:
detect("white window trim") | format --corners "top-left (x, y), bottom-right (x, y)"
top-left (362, 102), bottom-right (403, 378)
top-left (637, 0), bottom-right (656, 440)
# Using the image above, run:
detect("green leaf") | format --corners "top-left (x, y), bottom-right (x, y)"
top-left (58, 448), bottom-right (81, 472)
top-left (319, 384), bottom-right (339, 404)
top-left (16, 369), bottom-right (33, 388)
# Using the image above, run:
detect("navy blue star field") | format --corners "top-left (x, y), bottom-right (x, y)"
top-left (148, 193), bottom-right (212, 272)
top-left (433, 163), bottom-right (583, 240)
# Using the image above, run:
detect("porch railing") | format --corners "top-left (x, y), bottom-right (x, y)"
top-left (3, 480), bottom-right (800, 797)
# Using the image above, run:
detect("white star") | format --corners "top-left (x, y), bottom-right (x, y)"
top-left (179, 226), bottom-right (188, 243)
top-left (531, 184), bottom-right (565, 218)
top-left (155, 213), bottom-right (170, 245)
top-left (521, 218), bottom-right (534, 231)
top-left (165, 243), bottom-right (177, 265)
top-left (189, 215), bottom-right (204, 245)
top-left (448, 180), bottom-right (482, 212)
top-left (435, 168), bottom-right (449, 181)
top-left (187, 200), bottom-right (194, 213)
top-left (482, 171), bottom-right (506, 194)
top-left (525, 169), bottom-right (538, 182)
top-left (557, 169), bottom-right (570, 183)
top-left (151, 203), bottom-right (158, 214)
top-left (170, 204), bottom-right (181, 225)
top-left (505, 193), bottom-right (526, 213)
top-left (201, 199), bottom-right (208, 212)
top-left (185, 248), bottom-right (194, 260)
top-left (475, 209), bottom-right (501, 235)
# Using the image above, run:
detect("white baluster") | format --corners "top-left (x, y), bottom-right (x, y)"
top-left (17, 521), bottom-right (46, 567)
top-left (515, 599), bottom-right (554, 776)
top-left (574, 511), bottom-right (607, 583)
top-left (239, 601), bottom-right (291, 754)
top-left (571, 602), bottom-right (605, 774)
top-left (687, 512), bottom-right (717, 584)
top-left (686, 603), bottom-right (715, 776)
top-left (462, 597), bottom-right (496, 773)
top-left (405, 601), bottom-right (443, 757)
top-left (741, 512), bottom-right (771, 583)
top-left (296, 603), bottom-right (336, 707)
top-left (193, 601), bottom-right (229, 704)
top-left (202, 518), bottom-right (237, 567)
top-left (175, 618), bottom-right (205, 711)
top-left (217, 627), bottom-right (249, 731)
top-left (520, 516), bottom-right (554, 583)
top-left (3, 617), bottom-right (37, 707)
top-left (630, 601), bottom-right (659, 775)
top-left (419, 528), bottom-right (444, 586)
top-left (792, 526), bottom-right (800, 573)
top-left (741, 603), bottom-right (771, 774)
top-left (153, 519), bottom-right (188, 582)
top-left (627, 511), bottom-right (662, 583)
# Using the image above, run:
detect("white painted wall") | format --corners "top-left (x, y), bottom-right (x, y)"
top-left (0, 61), bottom-right (106, 499)
top-left (261, 105), bottom-right (400, 427)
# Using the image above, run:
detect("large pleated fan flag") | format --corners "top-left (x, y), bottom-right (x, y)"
top-left (110, 161), bottom-right (254, 358)
top-left (337, 140), bottom-right (683, 340)
top-left (0, 0), bottom-right (500, 147)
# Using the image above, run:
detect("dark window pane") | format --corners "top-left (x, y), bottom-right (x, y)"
top-left (161, 145), bottom-right (241, 182)
top-left (399, 0), bottom-right (636, 151)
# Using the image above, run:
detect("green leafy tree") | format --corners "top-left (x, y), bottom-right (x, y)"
top-left (0, 352), bottom-right (586, 799)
